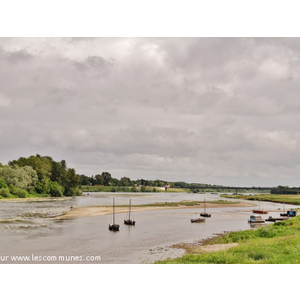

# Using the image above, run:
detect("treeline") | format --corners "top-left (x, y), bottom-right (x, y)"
top-left (80, 174), bottom-right (169, 188)
top-left (0, 154), bottom-right (80, 198)
top-left (1, 153), bottom-right (285, 200)
top-left (271, 185), bottom-right (300, 195)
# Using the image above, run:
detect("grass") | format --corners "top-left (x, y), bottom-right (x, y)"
top-left (157, 216), bottom-right (300, 264)
top-left (221, 193), bottom-right (300, 206)
top-left (0, 192), bottom-right (51, 200)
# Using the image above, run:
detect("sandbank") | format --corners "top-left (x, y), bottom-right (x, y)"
top-left (54, 202), bottom-right (254, 219)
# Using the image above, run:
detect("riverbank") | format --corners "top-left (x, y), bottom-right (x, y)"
top-left (222, 193), bottom-right (300, 206)
top-left (0, 196), bottom-right (72, 203)
top-left (54, 201), bottom-right (253, 219)
top-left (156, 216), bottom-right (300, 263)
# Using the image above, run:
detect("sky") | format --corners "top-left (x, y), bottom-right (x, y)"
top-left (1, 37), bottom-right (300, 187)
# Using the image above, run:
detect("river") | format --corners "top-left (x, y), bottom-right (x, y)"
top-left (0, 192), bottom-right (298, 264)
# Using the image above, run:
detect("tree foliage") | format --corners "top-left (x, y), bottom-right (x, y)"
top-left (0, 165), bottom-right (38, 190)
top-left (4, 154), bottom-right (80, 197)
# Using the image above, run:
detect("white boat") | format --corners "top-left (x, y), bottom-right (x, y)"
top-left (248, 215), bottom-right (265, 224)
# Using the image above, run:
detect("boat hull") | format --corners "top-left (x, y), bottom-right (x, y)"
top-left (200, 213), bottom-right (211, 217)
top-left (265, 217), bottom-right (289, 222)
top-left (248, 220), bottom-right (265, 223)
top-left (124, 220), bottom-right (135, 225)
top-left (252, 210), bottom-right (268, 214)
top-left (191, 218), bottom-right (205, 223)
top-left (109, 224), bottom-right (120, 231)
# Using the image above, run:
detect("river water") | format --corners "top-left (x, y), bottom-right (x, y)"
top-left (0, 192), bottom-right (298, 264)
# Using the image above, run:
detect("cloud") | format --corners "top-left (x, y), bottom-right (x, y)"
top-left (1, 37), bottom-right (300, 186)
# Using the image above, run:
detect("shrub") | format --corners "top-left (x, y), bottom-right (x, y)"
top-left (9, 185), bottom-right (28, 198)
top-left (16, 189), bottom-right (28, 198)
top-left (49, 181), bottom-right (64, 197)
top-left (0, 188), bottom-right (11, 198)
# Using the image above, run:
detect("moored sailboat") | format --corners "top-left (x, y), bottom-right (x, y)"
top-left (191, 217), bottom-right (205, 223)
top-left (252, 198), bottom-right (268, 214)
top-left (280, 202), bottom-right (288, 216)
top-left (200, 198), bottom-right (211, 217)
top-left (124, 198), bottom-right (135, 225)
top-left (109, 198), bottom-right (120, 231)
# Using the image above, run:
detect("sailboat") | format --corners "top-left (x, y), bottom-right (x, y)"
top-left (191, 217), bottom-right (205, 223)
top-left (124, 198), bottom-right (135, 225)
top-left (200, 198), bottom-right (211, 217)
top-left (280, 202), bottom-right (288, 217)
top-left (109, 198), bottom-right (120, 231)
top-left (252, 198), bottom-right (268, 214)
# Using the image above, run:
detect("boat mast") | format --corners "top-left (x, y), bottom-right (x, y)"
top-left (204, 198), bottom-right (206, 213)
top-left (113, 197), bottom-right (115, 225)
top-left (129, 198), bottom-right (131, 220)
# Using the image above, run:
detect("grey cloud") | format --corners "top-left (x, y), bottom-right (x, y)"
top-left (1, 37), bottom-right (300, 186)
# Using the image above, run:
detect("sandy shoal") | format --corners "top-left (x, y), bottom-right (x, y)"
top-left (54, 202), bottom-right (254, 219)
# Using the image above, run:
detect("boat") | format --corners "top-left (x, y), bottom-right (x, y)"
top-left (200, 198), bottom-right (211, 217)
top-left (282, 210), bottom-right (297, 217)
top-left (287, 210), bottom-right (297, 217)
top-left (252, 209), bottom-right (268, 214)
top-left (252, 199), bottom-right (268, 214)
top-left (265, 216), bottom-right (289, 222)
top-left (280, 202), bottom-right (287, 216)
top-left (109, 198), bottom-right (120, 231)
top-left (248, 215), bottom-right (265, 224)
top-left (190, 217), bottom-right (205, 223)
top-left (124, 198), bottom-right (135, 225)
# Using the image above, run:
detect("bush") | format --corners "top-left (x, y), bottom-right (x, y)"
top-left (49, 181), bottom-right (64, 197)
top-left (17, 189), bottom-right (28, 198)
top-left (35, 180), bottom-right (50, 194)
top-left (9, 185), bottom-right (28, 198)
top-left (0, 188), bottom-right (11, 198)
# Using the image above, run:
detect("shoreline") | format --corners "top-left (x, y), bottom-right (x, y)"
top-left (54, 202), bottom-right (254, 219)
top-left (169, 232), bottom-right (239, 255)
top-left (0, 196), bottom-right (72, 203)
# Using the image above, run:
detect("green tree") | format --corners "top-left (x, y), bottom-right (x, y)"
top-left (102, 172), bottom-right (112, 186)
top-left (95, 174), bottom-right (104, 185)
top-left (0, 165), bottom-right (38, 190)
top-left (120, 177), bottom-right (131, 186)
top-left (80, 174), bottom-right (91, 185)
top-left (64, 168), bottom-right (80, 196)
top-left (0, 178), bottom-right (7, 189)
top-left (49, 181), bottom-right (64, 197)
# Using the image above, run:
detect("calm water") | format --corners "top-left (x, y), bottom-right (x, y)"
top-left (0, 193), bottom-right (298, 264)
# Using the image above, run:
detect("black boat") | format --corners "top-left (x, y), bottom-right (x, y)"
top-left (200, 198), bottom-right (211, 217)
top-left (265, 216), bottom-right (289, 222)
top-left (124, 198), bottom-right (135, 225)
top-left (109, 198), bottom-right (120, 231)
top-left (191, 217), bottom-right (205, 223)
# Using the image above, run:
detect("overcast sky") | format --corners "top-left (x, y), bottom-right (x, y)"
top-left (1, 37), bottom-right (300, 187)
